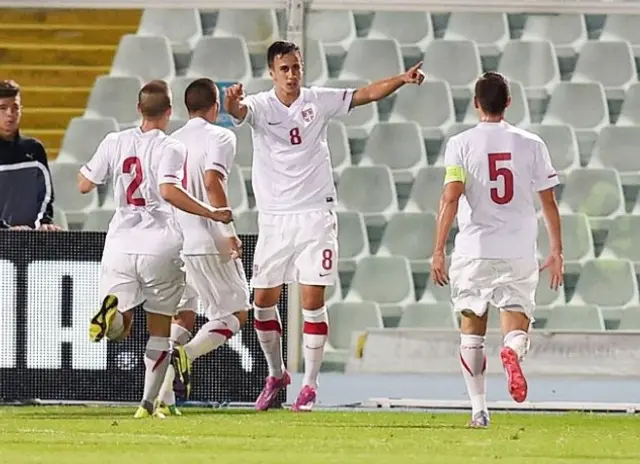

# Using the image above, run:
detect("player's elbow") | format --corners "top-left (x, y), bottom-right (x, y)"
top-left (77, 173), bottom-right (93, 194)
top-left (538, 188), bottom-right (559, 212)
top-left (159, 183), bottom-right (178, 203)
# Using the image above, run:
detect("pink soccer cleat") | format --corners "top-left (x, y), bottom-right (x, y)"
top-left (291, 385), bottom-right (317, 412)
top-left (255, 371), bottom-right (291, 411)
top-left (500, 346), bottom-right (528, 403)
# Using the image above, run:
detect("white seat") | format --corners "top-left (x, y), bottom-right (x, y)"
top-left (368, 11), bottom-right (433, 58)
top-left (111, 34), bottom-right (175, 82)
top-left (521, 14), bottom-right (587, 58)
top-left (337, 166), bottom-right (398, 227)
top-left (589, 126), bottom-right (640, 185)
top-left (324, 79), bottom-right (378, 140)
top-left (526, 124), bottom-right (579, 181)
top-left (378, 212), bottom-right (436, 273)
top-left (303, 39), bottom-right (328, 86)
top-left (187, 37), bottom-right (252, 83)
top-left (336, 211), bottom-right (370, 272)
top-left (213, 9), bottom-right (280, 55)
top-left (339, 38), bottom-right (404, 83)
top-left (138, 8), bottom-right (202, 55)
top-left (617, 83), bottom-right (640, 127)
top-left (570, 259), bottom-right (638, 308)
top-left (306, 10), bottom-right (356, 57)
top-left (50, 162), bottom-right (98, 224)
top-left (600, 15), bottom-right (640, 58)
top-left (398, 302), bottom-right (457, 329)
top-left (423, 40), bottom-right (482, 100)
top-left (57, 117), bottom-right (118, 164)
top-left (84, 76), bottom-right (142, 127)
top-left (445, 12), bottom-right (510, 57)
top-left (405, 167), bottom-right (445, 214)
top-left (327, 120), bottom-right (351, 176)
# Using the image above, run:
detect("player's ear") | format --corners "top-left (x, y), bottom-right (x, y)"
top-left (473, 96), bottom-right (479, 110)
top-left (505, 95), bottom-right (512, 109)
top-left (136, 102), bottom-right (143, 116)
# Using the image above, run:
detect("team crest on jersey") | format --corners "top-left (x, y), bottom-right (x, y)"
top-left (301, 107), bottom-right (315, 123)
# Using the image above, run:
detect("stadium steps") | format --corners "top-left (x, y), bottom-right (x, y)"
top-left (0, 8), bottom-right (141, 160)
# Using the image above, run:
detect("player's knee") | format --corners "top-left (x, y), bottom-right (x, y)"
top-left (234, 310), bottom-right (249, 328)
top-left (499, 306), bottom-right (530, 333)
top-left (254, 287), bottom-right (281, 308)
top-left (173, 310), bottom-right (196, 332)
top-left (300, 284), bottom-right (326, 310)
top-left (459, 310), bottom-right (488, 335)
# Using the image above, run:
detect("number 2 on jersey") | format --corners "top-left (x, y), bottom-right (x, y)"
top-left (123, 157), bottom-right (146, 206)
top-left (488, 152), bottom-right (514, 205)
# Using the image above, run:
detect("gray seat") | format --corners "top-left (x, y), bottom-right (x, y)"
top-left (388, 79), bottom-right (454, 139)
top-left (169, 77), bottom-right (199, 120)
top-left (306, 10), bottom-right (356, 57)
top-left (230, 124), bottom-right (253, 177)
top-left (325, 274), bottom-right (342, 306)
top-left (498, 40), bottom-right (560, 100)
top-left (327, 302), bottom-right (383, 351)
top-left (228, 165), bottom-right (248, 212)
top-left (111, 34), bottom-right (175, 82)
top-left (537, 214), bottom-right (594, 274)
top-left (52, 207), bottom-right (68, 230)
top-left (187, 37), bottom-right (252, 83)
top-left (526, 124), bottom-right (579, 180)
top-left (244, 78), bottom-right (273, 95)
top-left (234, 210), bottom-right (258, 235)
top-left (327, 120), bottom-right (351, 176)
top-left (571, 41), bottom-right (636, 100)
top-left (213, 9), bottom-right (280, 55)
top-left (464, 80), bottom-right (529, 126)
top-left (589, 126), bottom-right (640, 185)
top-left (521, 14), bottom-right (587, 58)
top-left (166, 119), bottom-right (186, 135)
top-left (50, 162), bottom-right (98, 224)
top-left (368, 11), bottom-right (433, 58)
top-left (304, 39), bottom-right (328, 86)
top-left (84, 76), bottom-right (142, 127)
top-left (546, 305), bottom-right (605, 331)
top-left (617, 83), bottom-right (640, 127)
top-left (337, 166), bottom-right (397, 227)
top-left (535, 267), bottom-right (566, 307)
top-left (378, 212), bottom-right (436, 273)
top-left (324, 79), bottom-right (378, 140)
top-left (601, 216), bottom-right (640, 268)
top-left (423, 40), bottom-right (482, 100)
top-left (82, 209), bottom-right (115, 231)
top-left (339, 38), bottom-right (404, 83)
top-left (398, 302), bottom-right (457, 329)
top-left (337, 211), bottom-right (370, 272)
top-left (138, 8), bottom-right (202, 55)
top-left (405, 167), bottom-right (445, 214)
top-left (617, 307), bottom-right (640, 330)
top-left (571, 259), bottom-right (638, 308)
top-left (420, 274), bottom-right (454, 304)
top-left (444, 13), bottom-right (510, 57)
top-left (359, 122), bottom-right (426, 183)
top-left (57, 117), bottom-right (118, 164)
top-left (600, 15), bottom-right (640, 58)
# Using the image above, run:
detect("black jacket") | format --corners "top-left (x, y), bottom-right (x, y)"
top-left (0, 132), bottom-right (55, 229)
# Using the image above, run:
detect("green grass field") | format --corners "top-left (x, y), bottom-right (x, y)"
top-left (0, 407), bottom-right (638, 463)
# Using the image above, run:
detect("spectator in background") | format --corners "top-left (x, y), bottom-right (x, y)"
top-left (0, 80), bottom-right (62, 231)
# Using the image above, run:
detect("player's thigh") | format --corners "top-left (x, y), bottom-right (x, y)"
top-left (99, 253), bottom-right (144, 312)
top-left (138, 255), bottom-right (186, 316)
top-left (449, 255), bottom-right (495, 317)
top-left (493, 259), bottom-right (538, 319)
top-left (251, 213), bottom-right (296, 289)
top-left (295, 210), bottom-right (338, 288)
top-left (176, 275), bottom-right (199, 317)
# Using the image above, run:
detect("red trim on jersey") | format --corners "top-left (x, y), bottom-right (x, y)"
top-left (342, 89), bottom-right (347, 101)
top-left (165, 174), bottom-right (179, 179)
top-left (547, 173), bottom-right (558, 179)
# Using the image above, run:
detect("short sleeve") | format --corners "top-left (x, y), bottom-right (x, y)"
top-left (80, 134), bottom-right (113, 185)
top-left (232, 94), bottom-right (258, 128)
top-left (314, 87), bottom-right (355, 119)
top-left (533, 140), bottom-right (559, 192)
top-left (205, 131), bottom-right (236, 179)
top-left (443, 138), bottom-right (465, 185)
top-left (158, 142), bottom-right (186, 186)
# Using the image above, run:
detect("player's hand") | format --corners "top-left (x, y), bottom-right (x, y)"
top-left (37, 224), bottom-right (64, 231)
top-left (540, 252), bottom-right (564, 291)
top-left (431, 251), bottom-right (449, 287)
top-left (10, 225), bottom-right (31, 231)
top-left (224, 83), bottom-right (245, 112)
top-left (227, 236), bottom-right (242, 259)
top-left (208, 208), bottom-right (233, 224)
top-left (402, 61), bottom-right (425, 86)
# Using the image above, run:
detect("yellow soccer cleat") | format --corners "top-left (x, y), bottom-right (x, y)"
top-left (155, 401), bottom-right (182, 417)
top-left (89, 295), bottom-right (118, 342)
top-left (134, 406), bottom-right (166, 419)
top-left (172, 345), bottom-right (192, 400)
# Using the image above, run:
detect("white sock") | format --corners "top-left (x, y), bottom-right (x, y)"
top-left (254, 305), bottom-right (285, 378)
top-left (460, 334), bottom-right (487, 416)
top-left (170, 322), bottom-right (192, 346)
top-left (302, 307), bottom-right (329, 389)
top-left (503, 329), bottom-right (530, 361)
top-left (106, 311), bottom-right (124, 340)
top-left (184, 314), bottom-right (241, 361)
top-left (159, 323), bottom-right (192, 406)
top-left (141, 336), bottom-right (171, 413)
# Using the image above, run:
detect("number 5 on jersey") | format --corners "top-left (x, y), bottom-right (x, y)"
top-left (488, 152), bottom-right (514, 205)
top-left (123, 156), bottom-right (146, 206)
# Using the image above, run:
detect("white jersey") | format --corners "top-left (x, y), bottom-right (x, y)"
top-left (80, 127), bottom-right (186, 258)
top-left (443, 121), bottom-right (559, 260)
top-left (236, 87), bottom-right (355, 214)
top-left (171, 117), bottom-right (237, 255)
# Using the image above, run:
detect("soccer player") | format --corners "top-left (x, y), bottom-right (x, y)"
top-left (224, 40), bottom-right (425, 411)
top-left (431, 72), bottom-right (564, 428)
top-left (77, 80), bottom-right (232, 419)
top-left (155, 78), bottom-right (250, 416)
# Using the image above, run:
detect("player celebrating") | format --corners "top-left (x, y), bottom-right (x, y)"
top-left (431, 72), bottom-right (564, 428)
top-left (77, 80), bottom-right (232, 419)
top-left (155, 78), bottom-right (250, 415)
top-left (224, 40), bottom-right (425, 412)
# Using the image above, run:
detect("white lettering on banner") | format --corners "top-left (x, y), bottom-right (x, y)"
top-left (27, 260), bottom-right (107, 370)
top-left (0, 260), bottom-right (16, 368)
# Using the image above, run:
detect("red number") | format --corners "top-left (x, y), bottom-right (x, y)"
top-left (123, 157), bottom-right (146, 206)
top-left (289, 127), bottom-right (302, 145)
top-left (321, 249), bottom-right (333, 271)
top-left (488, 152), bottom-right (514, 205)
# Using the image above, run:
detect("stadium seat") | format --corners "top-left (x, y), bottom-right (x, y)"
top-left (570, 259), bottom-right (638, 308)
top-left (346, 256), bottom-right (415, 319)
top-left (325, 79), bottom-right (378, 140)
top-left (420, 276), bottom-right (453, 304)
top-left (520, 14), bottom-right (587, 58)
top-left (166, 119), bottom-right (186, 135)
top-left (82, 209), bottom-right (115, 231)
top-left (304, 39), bottom-right (329, 86)
top-left (336, 211), bottom-right (370, 272)
top-left (463, 80), bottom-right (530, 126)
top-left (423, 40), bottom-right (482, 99)
top-left (138, 8), bottom-right (202, 55)
top-left (537, 214), bottom-right (594, 274)
top-left (337, 166), bottom-right (398, 227)
top-left (169, 77), bottom-right (198, 120)
top-left (306, 10), bottom-right (357, 58)
top-left (228, 166), bottom-right (248, 212)
top-left (405, 166), bottom-right (445, 214)
top-left (339, 38), bottom-right (404, 83)
top-left (571, 41), bottom-right (636, 100)
top-left (616, 83), bottom-right (640, 127)
top-left (359, 122), bottom-right (427, 183)
top-left (600, 15), bottom-right (640, 58)
top-left (377, 212), bottom-right (436, 273)
top-left (325, 275), bottom-right (342, 306)
top-left (213, 9), bottom-right (280, 55)
top-left (327, 120), bottom-right (352, 176)
top-left (535, 268), bottom-right (567, 307)
top-left (388, 79), bottom-right (455, 140)
top-left (57, 117), bottom-right (119, 164)
top-left (546, 305), bottom-right (606, 331)
top-left (245, 78), bottom-right (273, 95)
top-left (367, 11), bottom-right (433, 58)
top-left (398, 302), bottom-right (457, 329)
top-left (235, 210), bottom-right (258, 235)
top-left (84, 76), bottom-right (142, 128)
top-left (187, 37), bottom-right (252, 83)
top-left (111, 35), bottom-right (175, 82)
top-left (50, 162), bottom-right (98, 224)
top-left (526, 124), bottom-right (580, 181)
top-left (52, 207), bottom-right (69, 230)
top-left (230, 124), bottom-right (253, 178)
top-left (497, 40), bottom-right (560, 101)
top-left (326, 301), bottom-right (383, 351)
top-left (589, 126), bottom-right (640, 185)
top-left (601, 216), bottom-right (640, 268)
top-left (444, 12), bottom-right (510, 58)
top-left (616, 307), bottom-right (640, 330)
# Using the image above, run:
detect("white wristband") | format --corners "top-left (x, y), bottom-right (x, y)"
top-left (220, 221), bottom-right (236, 237)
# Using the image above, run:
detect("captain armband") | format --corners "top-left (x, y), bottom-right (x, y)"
top-left (444, 165), bottom-right (466, 185)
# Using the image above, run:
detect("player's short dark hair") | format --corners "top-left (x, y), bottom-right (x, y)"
top-left (267, 40), bottom-right (301, 68)
top-left (184, 78), bottom-right (218, 114)
top-left (0, 80), bottom-right (20, 99)
top-left (474, 72), bottom-right (510, 115)
top-left (138, 80), bottom-right (171, 119)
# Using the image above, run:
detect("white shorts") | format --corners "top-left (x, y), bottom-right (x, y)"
top-left (252, 210), bottom-right (338, 288)
top-left (177, 254), bottom-right (250, 320)
top-left (449, 255), bottom-right (538, 319)
top-left (99, 253), bottom-right (185, 317)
